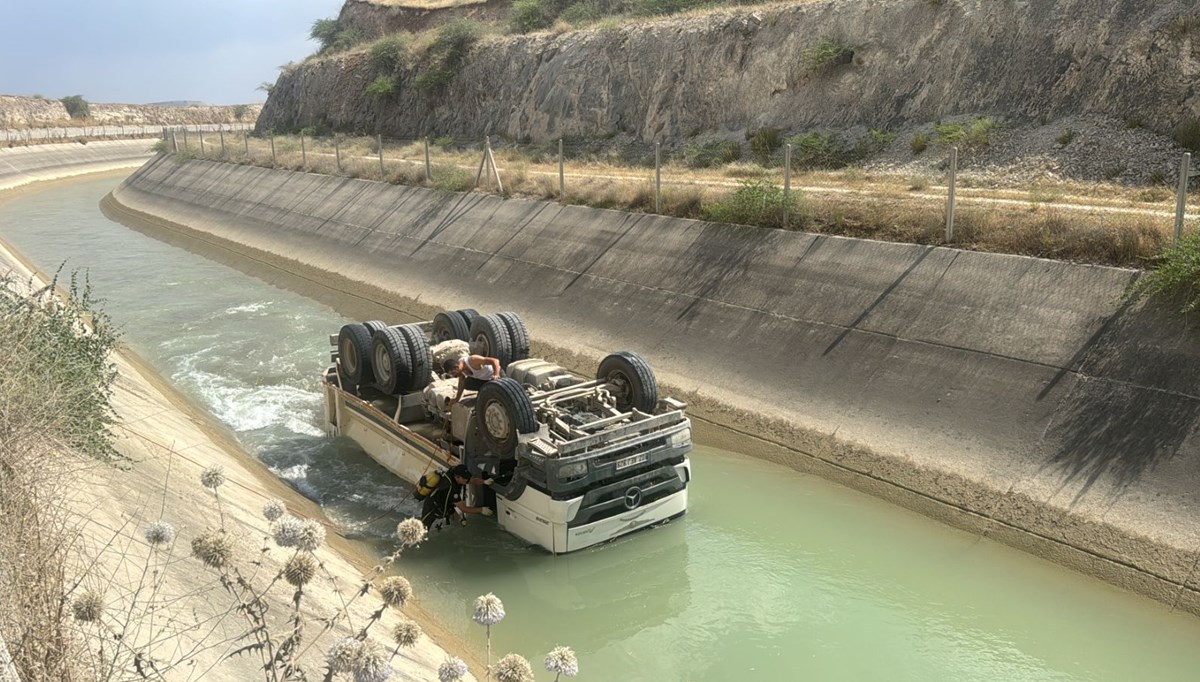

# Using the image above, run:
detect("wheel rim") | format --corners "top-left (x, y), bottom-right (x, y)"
top-left (484, 401), bottom-right (512, 441)
top-left (473, 332), bottom-right (491, 356)
top-left (342, 340), bottom-right (358, 374)
top-left (376, 348), bottom-right (392, 383)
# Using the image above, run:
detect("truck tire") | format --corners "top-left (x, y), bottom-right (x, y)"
top-left (371, 327), bottom-right (412, 395)
top-left (363, 320), bottom-right (389, 335)
top-left (456, 308), bottom-right (480, 327)
top-left (338, 323), bottom-right (375, 388)
top-left (475, 378), bottom-right (537, 456)
top-left (597, 351), bottom-right (658, 413)
top-left (496, 312), bottom-right (530, 363)
top-left (397, 324), bottom-right (432, 392)
top-left (432, 311), bottom-right (471, 344)
top-left (469, 314), bottom-right (513, 368)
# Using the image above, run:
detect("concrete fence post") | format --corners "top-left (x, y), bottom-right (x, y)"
top-left (378, 134), bottom-right (385, 181)
top-left (424, 137), bottom-right (432, 183)
top-left (182, 127), bottom-right (188, 150)
top-left (270, 135), bottom-right (276, 165)
top-left (654, 142), bottom-right (662, 214)
top-left (485, 136), bottom-right (493, 191)
top-left (243, 130), bottom-right (249, 156)
top-left (301, 134), bottom-right (307, 170)
top-left (335, 137), bottom-right (342, 173)
top-left (219, 126), bottom-right (226, 158)
top-left (171, 130), bottom-right (179, 153)
top-left (945, 146), bottom-right (959, 243)
top-left (784, 143), bottom-right (793, 230)
top-left (199, 129), bottom-right (205, 155)
top-left (1175, 152), bottom-right (1192, 245)
top-left (558, 138), bottom-right (565, 200)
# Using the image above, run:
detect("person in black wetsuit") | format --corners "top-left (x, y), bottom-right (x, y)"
top-left (420, 464), bottom-right (493, 529)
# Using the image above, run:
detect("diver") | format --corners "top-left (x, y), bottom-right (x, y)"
top-left (417, 464), bottom-right (494, 529)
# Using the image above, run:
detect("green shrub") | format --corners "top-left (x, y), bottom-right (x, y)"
top-left (911, 132), bottom-right (929, 154)
top-left (432, 165), bottom-right (475, 192)
top-left (786, 131), bottom-right (855, 169)
top-left (369, 35), bottom-right (412, 71)
top-left (1174, 117), bottom-right (1200, 153)
top-left (685, 140), bottom-right (742, 168)
top-left (310, 18), bottom-right (340, 51)
top-left (746, 128), bottom-right (782, 165)
top-left (802, 36), bottom-right (853, 72)
top-left (332, 27), bottom-right (365, 52)
top-left (933, 116), bottom-right (997, 149)
top-left (703, 179), bottom-right (804, 229)
top-left (560, 1), bottom-right (606, 26)
top-left (232, 104), bottom-right (249, 121)
top-left (416, 20), bottom-right (485, 93)
top-left (1127, 230), bottom-right (1200, 314)
top-left (366, 74), bottom-right (398, 99)
top-left (60, 95), bottom-right (89, 119)
top-left (1057, 128), bottom-right (1075, 145)
top-left (858, 128), bottom-right (895, 154)
top-left (258, 81), bottom-right (275, 94)
top-left (415, 67), bottom-right (457, 94)
top-left (512, 0), bottom-right (556, 32)
top-left (433, 135), bottom-right (455, 148)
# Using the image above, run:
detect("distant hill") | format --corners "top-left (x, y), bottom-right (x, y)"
top-left (146, 100), bottom-right (207, 107)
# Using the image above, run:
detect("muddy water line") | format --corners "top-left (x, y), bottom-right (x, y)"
top-left (3, 174), bottom-right (1200, 681)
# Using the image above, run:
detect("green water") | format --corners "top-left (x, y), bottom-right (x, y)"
top-left (3, 174), bottom-right (1200, 681)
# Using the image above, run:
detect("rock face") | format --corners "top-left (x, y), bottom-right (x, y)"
top-left (0, 95), bottom-right (263, 128)
top-left (339, 0), bottom-right (506, 37)
top-left (258, 0), bottom-right (1200, 143)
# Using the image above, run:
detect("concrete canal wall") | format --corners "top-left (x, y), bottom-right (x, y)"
top-left (108, 155), bottom-right (1200, 613)
top-left (0, 139), bottom-right (154, 191)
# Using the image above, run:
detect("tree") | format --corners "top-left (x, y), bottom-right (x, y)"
top-left (60, 95), bottom-right (89, 120)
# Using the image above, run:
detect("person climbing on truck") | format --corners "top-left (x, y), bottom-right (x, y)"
top-left (443, 354), bottom-right (502, 407)
top-left (419, 464), bottom-right (494, 529)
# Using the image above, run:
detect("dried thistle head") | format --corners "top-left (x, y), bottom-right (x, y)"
top-left (473, 592), bottom-right (505, 626)
top-left (262, 498), bottom-right (286, 522)
top-left (438, 656), bottom-right (469, 682)
top-left (296, 519), bottom-right (326, 552)
top-left (72, 590), bottom-right (104, 623)
top-left (200, 464), bottom-right (226, 489)
top-left (144, 520), bottom-right (176, 547)
top-left (378, 576), bottom-right (412, 608)
top-left (395, 517), bottom-right (427, 547)
top-left (494, 653), bottom-right (534, 682)
top-left (392, 618), bottom-right (422, 647)
top-left (284, 553), bottom-right (317, 587)
top-left (272, 516), bottom-right (304, 548)
top-left (544, 646), bottom-right (579, 677)
top-left (352, 641), bottom-right (393, 682)
top-left (190, 531), bottom-right (232, 568)
top-left (326, 637), bottom-right (364, 673)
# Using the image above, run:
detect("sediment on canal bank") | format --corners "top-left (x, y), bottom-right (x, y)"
top-left (0, 138), bottom-right (154, 191)
top-left (106, 153), bottom-right (1200, 614)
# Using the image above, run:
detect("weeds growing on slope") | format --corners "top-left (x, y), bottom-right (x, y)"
top-left (1127, 230), bottom-right (1200, 313)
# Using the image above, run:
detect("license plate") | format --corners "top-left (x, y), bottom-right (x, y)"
top-left (614, 453), bottom-right (648, 470)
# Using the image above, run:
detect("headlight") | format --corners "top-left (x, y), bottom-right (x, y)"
top-left (557, 461), bottom-right (588, 482)
top-left (666, 428), bottom-right (691, 448)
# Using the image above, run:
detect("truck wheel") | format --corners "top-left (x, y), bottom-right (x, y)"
top-left (432, 311), bottom-right (471, 343)
top-left (469, 314), bottom-right (513, 368)
top-left (597, 351), bottom-right (659, 413)
top-left (456, 308), bottom-right (480, 327)
top-left (363, 320), bottom-right (388, 335)
top-left (475, 378), bottom-right (537, 456)
top-left (397, 324), bottom-right (432, 392)
top-left (338, 323), bottom-right (375, 388)
top-left (372, 327), bottom-right (412, 395)
top-left (496, 312), bottom-right (530, 363)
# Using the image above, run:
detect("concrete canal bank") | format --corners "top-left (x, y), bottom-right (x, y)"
top-left (0, 138), bottom-right (154, 191)
top-left (105, 155), bottom-right (1200, 613)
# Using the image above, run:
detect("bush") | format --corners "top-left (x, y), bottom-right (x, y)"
top-left (432, 165), bottom-right (475, 192)
top-left (1127, 230), bottom-right (1200, 314)
top-left (332, 27), bottom-right (365, 53)
top-left (703, 179), bottom-right (804, 229)
top-left (366, 74), bottom-right (398, 99)
top-left (1174, 117), bottom-right (1200, 153)
top-left (911, 132), bottom-right (929, 154)
top-left (560, 1), bottom-right (607, 26)
top-left (232, 104), bottom-right (249, 121)
top-left (685, 140), bottom-right (742, 168)
top-left (60, 95), bottom-right (89, 120)
top-left (512, 0), bottom-right (556, 32)
top-left (369, 35), bottom-right (412, 72)
top-left (417, 20), bottom-right (485, 93)
top-left (310, 17), bottom-right (339, 51)
top-left (787, 131), bottom-right (855, 169)
top-left (415, 67), bottom-right (457, 94)
top-left (1057, 128), bottom-right (1075, 146)
top-left (746, 128), bottom-right (782, 165)
top-left (802, 36), bottom-right (853, 72)
top-left (934, 116), bottom-right (997, 149)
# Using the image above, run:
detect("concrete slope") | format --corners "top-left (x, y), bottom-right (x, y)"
top-left (110, 155), bottom-right (1200, 612)
top-left (0, 139), bottom-right (155, 191)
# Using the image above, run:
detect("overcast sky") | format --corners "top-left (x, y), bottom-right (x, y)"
top-left (0, 0), bottom-right (342, 105)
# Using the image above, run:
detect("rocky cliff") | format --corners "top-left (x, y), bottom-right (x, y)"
top-left (338, 0), bottom-right (506, 37)
top-left (257, 0), bottom-right (1200, 144)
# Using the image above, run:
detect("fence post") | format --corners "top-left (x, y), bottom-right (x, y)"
top-left (199, 129), bottom-right (205, 155)
top-left (945, 146), bottom-right (958, 243)
top-left (485, 136), bottom-right (493, 191)
top-left (378, 135), bottom-right (385, 180)
top-left (219, 127), bottom-right (226, 158)
top-left (558, 138), bottom-right (565, 200)
top-left (243, 130), bottom-right (249, 156)
top-left (182, 127), bottom-right (188, 150)
top-left (784, 143), bottom-right (793, 229)
top-left (270, 135), bottom-right (276, 166)
top-left (424, 137), bottom-right (432, 182)
top-left (301, 134), bottom-right (307, 170)
top-left (654, 142), bottom-right (662, 214)
top-left (1175, 152), bottom-right (1192, 245)
top-left (171, 130), bottom-right (179, 153)
top-left (335, 137), bottom-right (343, 173)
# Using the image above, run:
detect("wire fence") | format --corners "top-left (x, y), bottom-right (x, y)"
top-left (162, 128), bottom-right (1200, 267)
top-left (2, 123), bottom-right (253, 145)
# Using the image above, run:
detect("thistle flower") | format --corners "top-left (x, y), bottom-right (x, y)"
top-left (144, 520), bottom-right (176, 547)
top-left (199, 464), bottom-right (226, 489)
top-left (353, 642), bottom-right (393, 682)
top-left (296, 519), bottom-right (326, 552)
top-left (545, 646), bottom-right (579, 678)
top-left (438, 657), bottom-right (469, 682)
top-left (326, 637), bottom-right (363, 674)
top-left (191, 531), bottom-right (232, 568)
top-left (392, 618), bottom-right (422, 647)
top-left (262, 498), bottom-right (286, 522)
top-left (284, 553), bottom-right (317, 587)
top-left (72, 590), bottom-right (104, 623)
top-left (396, 517), bottom-right (427, 547)
top-left (378, 576), bottom-right (412, 608)
top-left (494, 653), bottom-right (534, 682)
top-left (272, 516), bottom-right (305, 548)
top-left (473, 593), bottom-right (505, 626)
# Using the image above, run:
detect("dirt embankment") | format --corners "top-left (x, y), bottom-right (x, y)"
top-left (0, 95), bottom-right (263, 128)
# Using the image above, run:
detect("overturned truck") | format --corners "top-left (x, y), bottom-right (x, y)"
top-left (321, 309), bottom-right (693, 554)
